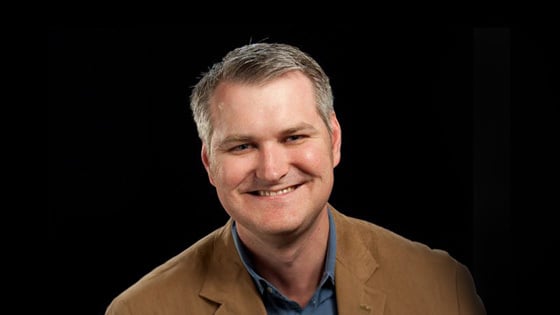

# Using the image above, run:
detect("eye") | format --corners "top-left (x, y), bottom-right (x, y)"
top-left (230, 143), bottom-right (253, 152)
top-left (285, 135), bottom-right (305, 143)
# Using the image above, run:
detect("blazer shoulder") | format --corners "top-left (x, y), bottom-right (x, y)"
top-left (105, 224), bottom-right (230, 314)
top-left (333, 207), bottom-right (460, 275)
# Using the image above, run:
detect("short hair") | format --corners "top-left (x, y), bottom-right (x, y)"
top-left (189, 42), bottom-right (334, 148)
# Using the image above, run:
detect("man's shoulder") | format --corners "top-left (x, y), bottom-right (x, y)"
top-left (332, 206), bottom-right (458, 269)
top-left (331, 206), bottom-right (485, 314)
top-left (105, 223), bottom-right (231, 313)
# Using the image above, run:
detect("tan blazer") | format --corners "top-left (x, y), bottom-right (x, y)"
top-left (105, 205), bottom-right (486, 314)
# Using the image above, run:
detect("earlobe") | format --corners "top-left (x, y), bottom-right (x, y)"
top-left (201, 144), bottom-right (216, 186)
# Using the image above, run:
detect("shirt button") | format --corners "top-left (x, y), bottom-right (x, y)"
top-left (267, 286), bottom-right (273, 293)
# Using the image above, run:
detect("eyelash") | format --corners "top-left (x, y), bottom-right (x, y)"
top-left (231, 143), bottom-right (252, 152)
top-left (229, 135), bottom-right (305, 152)
top-left (286, 135), bottom-right (303, 142)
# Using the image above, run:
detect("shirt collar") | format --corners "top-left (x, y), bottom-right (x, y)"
top-left (232, 207), bottom-right (337, 294)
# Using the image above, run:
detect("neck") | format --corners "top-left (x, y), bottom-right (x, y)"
top-left (238, 208), bottom-right (330, 307)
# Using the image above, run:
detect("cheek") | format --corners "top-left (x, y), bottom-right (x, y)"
top-left (298, 144), bottom-right (333, 172)
top-left (212, 157), bottom-right (252, 187)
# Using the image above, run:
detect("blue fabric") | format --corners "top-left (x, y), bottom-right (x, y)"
top-left (232, 209), bottom-right (337, 314)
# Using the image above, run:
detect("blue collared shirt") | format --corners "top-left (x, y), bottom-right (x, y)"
top-left (232, 209), bottom-right (337, 315)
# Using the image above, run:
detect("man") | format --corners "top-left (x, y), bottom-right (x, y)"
top-left (105, 42), bottom-right (486, 314)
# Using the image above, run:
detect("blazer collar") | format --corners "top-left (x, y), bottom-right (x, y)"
top-left (199, 219), bottom-right (266, 314)
top-left (199, 206), bottom-right (387, 314)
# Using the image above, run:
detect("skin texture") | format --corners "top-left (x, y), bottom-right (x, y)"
top-left (201, 71), bottom-right (341, 306)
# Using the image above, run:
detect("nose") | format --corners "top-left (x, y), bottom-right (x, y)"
top-left (255, 143), bottom-right (289, 182)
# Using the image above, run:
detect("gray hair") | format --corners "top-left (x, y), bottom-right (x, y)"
top-left (189, 42), bottom-right (334, 148)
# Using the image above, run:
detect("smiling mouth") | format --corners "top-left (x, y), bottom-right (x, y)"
top-left (252, 185), bottom-right (297, 197)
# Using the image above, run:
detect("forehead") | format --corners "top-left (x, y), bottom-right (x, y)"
top-left (213, 71), bottom-right (316, 113)
top-left (209, 72), bottom-right (323, 136)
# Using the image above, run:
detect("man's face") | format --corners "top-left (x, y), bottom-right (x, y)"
top-left (201, 71), bottom-right (341, 241)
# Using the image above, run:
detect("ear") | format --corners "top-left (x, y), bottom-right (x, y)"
top-left (201, 143), bottom-right (216, 187)
top-left (329, 112), bottom-right (342, 167)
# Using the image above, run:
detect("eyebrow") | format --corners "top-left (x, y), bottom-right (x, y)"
top-left (282, 122), bottom-right (317, 136)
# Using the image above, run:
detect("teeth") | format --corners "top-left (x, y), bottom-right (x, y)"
top-left (258, 187), bottom-right (295, 196)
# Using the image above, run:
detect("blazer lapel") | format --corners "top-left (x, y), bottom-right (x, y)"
top-left (332, 207), bottom-right (387, 315)
top-left (335, 263), bottom-right (386, 315)
top-left (199, 219), bottom-right (267, 315)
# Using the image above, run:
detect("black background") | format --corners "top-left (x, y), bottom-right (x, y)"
top-left (48, 23), bottom-right (557, 314)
